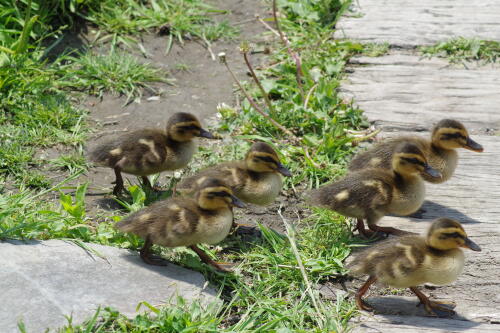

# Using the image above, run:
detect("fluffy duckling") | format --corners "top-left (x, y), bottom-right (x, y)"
top-left (89, 112), bottom-right (214, 195)
top-left (176, 142), bottom-right (292, 205)
top-left (349, 119), bottom-right (483, 183)
top-left (115, 178), bottom-right (245, 272)
top-left (349, 218), bottom-right (481, 317)
top-left (307, 142), bottom-right (441, 237)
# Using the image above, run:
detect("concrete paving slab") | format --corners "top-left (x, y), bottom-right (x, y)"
top-left (0, 240), bottom-right (219, 333)
top-left (335, 0), bottom-right (500, 47)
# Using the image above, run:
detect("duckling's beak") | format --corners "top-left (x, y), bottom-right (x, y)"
top-left (230, 195), bottom-right (246, 208)
top-left (462, 237), bottom-right (481, 251)
top-left (463, 137), bottom-right (484, 152)
top-left (277, 163), bottom-right (292, 177)
top-left (423, 164), bottom-right (442, 179)
top-left (198, 128), bottom-right (215, 139)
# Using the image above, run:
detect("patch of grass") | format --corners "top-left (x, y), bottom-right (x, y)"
top-left (58, 51), bottom-right (170, 102)
top-left (360, 42), bottom-right (389, 57)
top-left (421, 37), bottom-right (500, 64)
top-left (58, 298), bottom-right (222, 332)
top-left (50, 151), bottom-right (88, 175)
top-left (0, 53), bottom-right (88, 187)
top-left (0, 181), bottom-right (140, 247)
top-left (85, 0), bottom-right (238, 49)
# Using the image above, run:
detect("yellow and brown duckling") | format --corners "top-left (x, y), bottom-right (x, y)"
top-left (307, 142), bottom-right (441, 237)
top-left (177, 142), bottom-right (292, 206)
top-left (349, 218), bottom-right (481, 317)
top-left (115, 178), bottom-right (245, 272)
top-left (349, 119), bottom-right (483, 183)
top-left (89, 112), bottom-right (214, 195)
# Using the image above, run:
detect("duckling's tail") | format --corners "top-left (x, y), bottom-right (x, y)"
top-left (87, 142), bottom-right (116, 167)
top-left (115, 215), bottom-right (138, 233)
top-left (303, 188), bottom-right (331, 208)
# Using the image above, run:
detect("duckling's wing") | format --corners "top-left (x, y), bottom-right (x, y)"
top-left (306, 170), bottom-right (394, 212)
top-left (89, 129), bottom-right (167, 168)
top-left (349, 136), bottom-right (427, 172)
top-left (177, 162), bottom-right (244, 195)
top-left (349, 236), bottom-right (427, 283)
top-left (348, 141), bottom-right (396, 172)
top-left (115, 198), bottom-right (197, 237)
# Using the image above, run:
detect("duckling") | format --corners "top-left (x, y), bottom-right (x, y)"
top-left (176, 142), bottom-right (292, 206)
top-left (115, 178), bottom-right (245, 272)
top-left (89, 112), bottom-right (214, 195)
top-left (349, 217), bottom-right (481, 317)
top-left (307, 142), bottom-right (441, 237)
top-left (349, 119), bottom-right (483, 183)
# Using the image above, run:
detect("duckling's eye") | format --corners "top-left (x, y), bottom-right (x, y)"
top-left (179, 125), bottom-right (200, 131)
top-left (211, 191), bottom-right (230, 197)
top-left (256, 156), bottom-right (277, 164)
top-left (440, 133), bottom-right (466, 141)
top-left (440, 232), bottom-right (465, 239)
top-left (401, 157), bottom-right (425, 166)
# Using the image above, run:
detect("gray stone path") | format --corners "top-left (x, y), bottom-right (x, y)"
top-left (0, 240), bottom-right (218, 333)
top-left (335, 0), bottom-right (500, 46)
top-left (342, 54), bottom-right (500, 133)
top-left (337, 0), bottom-right (500, 331)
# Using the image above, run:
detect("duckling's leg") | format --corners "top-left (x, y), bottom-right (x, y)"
top-left (409, 287), bottom-right (456, 317)
top-left (355, 276), bottom-right (376, 311)
top-left (355, 219), bottom-right (385, 239)
top-left (367, 224), bottom-right (412, 236)
top-left (113, 166), bottom-right (125, 195)
top-left (366, 214), bottom-right (413, 236)
top-left (140, 236), bottom-right (167, 266)
top-left (189, 245), bottom-right (232, 272)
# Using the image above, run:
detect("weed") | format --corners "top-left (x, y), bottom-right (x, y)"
top-left (0, 53), bottom-right (88, 187)
top-left (421, 37), bottom-right (500, 64)
top-left (84, 0), bottom-right (238, 50)
top-left (50, 151), bottom-right (88, 175)
top-left (57, 50), bottom-right (170, 103)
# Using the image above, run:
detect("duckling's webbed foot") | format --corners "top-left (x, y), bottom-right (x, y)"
top-left (189, 245), bottom-right (232, 272)
top-left (140, 236), bottom-right (168, 266)
top-left (355, 276), bottom-right (377, 312)
top-left (367, 224), bottom-right (414, 236)
top-left (410, 287), bottom-right (456, 317)
top-left (355, 219), bottom-right (386, 240)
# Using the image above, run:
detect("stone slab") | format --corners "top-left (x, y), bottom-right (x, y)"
top-left (341, 54), bottom-right (500, 133)
top-left (335, 0), bottom-right (500, 46)
top-left (0, 240), bottom-right (218, 333)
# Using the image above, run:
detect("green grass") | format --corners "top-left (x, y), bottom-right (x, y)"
top-left (57, 51), bottom-right (170, 103)
top-left (421, 37), bottom-right (500, 64)
top-left (0, 53), bottom-right (88, 187)
top-left (84, 0), bottom-right (239, 50)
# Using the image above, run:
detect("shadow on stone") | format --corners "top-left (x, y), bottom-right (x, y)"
top-left (413, 200), bottom-right (481, 224)
top-left (363, 296), bottom-right (478, 329)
